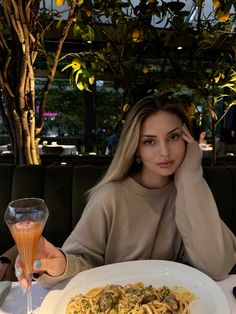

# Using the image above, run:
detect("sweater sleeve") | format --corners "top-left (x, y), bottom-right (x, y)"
top-left (174, 141), bottom-right (236, 279)
top-left (35, 251), bottom-right (92, 288)
top-left (36, 190), bottom-right (111, 288)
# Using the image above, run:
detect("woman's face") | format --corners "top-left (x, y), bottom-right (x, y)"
top-left (136, 111), bottom-right (186, 187)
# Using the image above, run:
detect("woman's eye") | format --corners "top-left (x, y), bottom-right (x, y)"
top-left (143, 139), bottom-right (155, 145)
top-left (168, 133), bottom-right (181, 142)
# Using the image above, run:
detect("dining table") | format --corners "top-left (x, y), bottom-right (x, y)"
top-left (0, 145), bottom-right (10, 155)
top-left (0, 274), bottom-right (235, 313)
top-left (38, 144), bottom-right (78, 156)
top-left (199, 143), bottom-right (213, 158)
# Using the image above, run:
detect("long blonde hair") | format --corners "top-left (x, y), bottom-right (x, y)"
top-left (89, 95), bottom-right (191, 197)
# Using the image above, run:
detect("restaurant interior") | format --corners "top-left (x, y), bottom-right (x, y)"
top-left (0, 0), bottom-right (236, 166)
top-left (0, 1), bottom-right (236, 313)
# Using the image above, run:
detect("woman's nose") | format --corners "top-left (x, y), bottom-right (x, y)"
top-left (159, 142), bottom-right (170, 157)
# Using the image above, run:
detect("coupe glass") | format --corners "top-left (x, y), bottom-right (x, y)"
top-left (4, 198), bottom-right (49, 314)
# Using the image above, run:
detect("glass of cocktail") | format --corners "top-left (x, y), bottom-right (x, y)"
top-left (4, 198), bottom-right (49, 314)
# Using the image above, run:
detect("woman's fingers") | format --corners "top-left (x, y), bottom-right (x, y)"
top-left (34, 237), bottom-right (67, 276)
top-left (182, 124), bottom-right (194, 143)
top-left (15, 256), bottom-right (25, 285)
top-left (19, 277), bottom-right (29, 290)
top-left (15, 237), bottom-right (66, 286)
top-left (14, 263), bottom-right (30, 290)
top-left (33, 254), bottom-right (66, 277)
top-left (15, 265), bottom-right (23, 282)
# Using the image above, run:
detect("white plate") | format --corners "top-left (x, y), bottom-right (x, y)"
top-left (39, 260), bottom-right (230, 314)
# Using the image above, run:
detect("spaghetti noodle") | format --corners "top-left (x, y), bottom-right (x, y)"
top-left (66, 281), bottom-right (195, 314)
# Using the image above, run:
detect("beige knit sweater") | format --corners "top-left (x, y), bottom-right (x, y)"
top-left (38, 142), bottom-right (236, 287)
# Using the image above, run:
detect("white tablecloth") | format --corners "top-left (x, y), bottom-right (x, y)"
top-left (0, 145), bottom-right (10, 155)
top-left (0, 145), bottom-right (8, 152)
top-left (0, 275), bottom-right (235, 313)
top-left (38, 144), bottom-right (78, 155)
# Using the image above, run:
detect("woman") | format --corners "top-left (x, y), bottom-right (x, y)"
top-left (16, 95), bottom-right (236, 289)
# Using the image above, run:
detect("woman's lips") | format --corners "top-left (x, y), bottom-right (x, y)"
top-left (157, 161), bottom-right (174, 168)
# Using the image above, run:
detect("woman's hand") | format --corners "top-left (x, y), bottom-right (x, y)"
top-left (15, 236), bottom-right (66, 290)
top-left (181, 124), bottom-right (194, 144)
top-left (175, 124), bottom-right (202, 177)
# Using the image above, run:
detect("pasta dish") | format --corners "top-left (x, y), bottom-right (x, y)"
top-left (66, 281), bottom-right (195, 314)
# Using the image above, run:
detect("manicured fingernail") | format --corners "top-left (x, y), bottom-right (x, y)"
top-left (15, 267), bottom-right (20, 278)
top-left (19, 286), bottom-right (26, 295)
top-left (34, 260), bottom-right (41, 269)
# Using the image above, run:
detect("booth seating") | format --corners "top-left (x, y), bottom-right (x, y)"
top-left (0, 164), bottom-right (236, 263)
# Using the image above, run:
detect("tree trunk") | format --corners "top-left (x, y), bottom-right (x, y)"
top-left (0, 0), bottom-right (41, 164)
top-left (3, 97), bottom-right (40, 165)
top-left (0, 1), bottom-right (76, 164)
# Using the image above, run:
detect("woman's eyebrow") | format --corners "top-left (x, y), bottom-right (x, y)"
top-left (167, 127), bottom-right (181, 135)
top-left (140, 127), bottom-right (182, 137)
top-left (140, 134), bottom-right (156, 137)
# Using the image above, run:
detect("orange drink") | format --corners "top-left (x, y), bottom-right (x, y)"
top-left (9, 220), bottom-right (44, 274)
top-left (4, 198), bottom-right (49, 314)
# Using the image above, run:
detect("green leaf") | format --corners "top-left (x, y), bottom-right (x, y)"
top-left (56, 19), bottom-right (63, 29)
top-left (75, 70), bottom-right (82, 83)
top-left (77, 0), bottom-right (84, 7)
top-left (89, 76), bottom-right (95, 85)
top-left (84, 82), bottom-right (92, 92)
top-left (73, 23), bottom-right (81, 36)
top-left (221, 83), bottom-right (234, 88)
top-left (81, 25), bottom-right (95, 42)
top-left (61, 63), bottom-right (73, 72)
top-left (76, 81), bottom-right (85, 90)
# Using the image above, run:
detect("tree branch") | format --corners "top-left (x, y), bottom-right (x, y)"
top-left (37, 1), bottom-right (78, 131)
top-left (216, 102), bottom-right (236, 127)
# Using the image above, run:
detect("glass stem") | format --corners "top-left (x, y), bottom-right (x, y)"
top-left (26, 273), bottom-right (33, 314)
